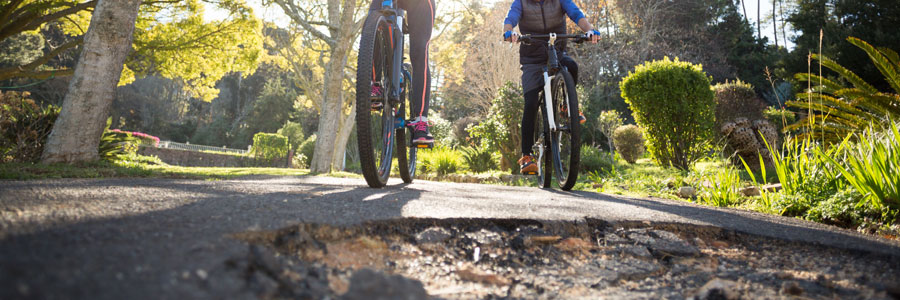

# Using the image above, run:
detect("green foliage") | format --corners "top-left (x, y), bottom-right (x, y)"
top-left (277, 121), bottom-right (305, 151)
top-left (762, 107), bottom-right (796, 134)
top-left (251, 133), bottom-right (289, 161)
top-left (429, 113), bottom-right (456, 147)
top-left (245, 77), bottom-right (298, 136)
top-left (461, 145), bottom-right (498, 173)
top-left (786, 0), bottom-right (900, 96)
top-left (468, 81), bottom-right (524, 170)
top-left (0, 32), bottom-right (43, 67)
top-left (805, 189), bottom-right (875, 227)
top-left (786, 37), bottom-right (900, 143)
top-left (698, 168), bottom-right (742, 207)
top-left (620, 57), bottom-right (716, 170)
top-left (596, 110), bottom-right (624, 152)
top-left (579, 145), bottom-right (616, 174)
top-left (611, 125), bottom-right (645, 164)
top-left (99, 130), bottom-right (138, 162)
top-left (712, 80), bottom-right (766, 127)
top-left (299, 134), bottom-right (317, 167)
top-left (0, 91), bottom-right (59, 163)
top-left (419, 147), bottom-right (463, 176)
top-left (819, 123), bottom-right (900, 211)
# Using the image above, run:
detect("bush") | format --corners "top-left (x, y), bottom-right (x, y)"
top-left (419, 146), bottom-right (462, 176)
top-left (612, 125), bottom-right (645, 164)
top-left (762, 107), bottom-right (795, 135)
top-left (461, 145), bottom-right (497, 173)
top-left (109, 129), bottom-right (160, 147)
top-left (251, 132), bottom-right (289, 162)
top-left (579, 144), bottom-right (615, 173)
top-left (299, 134), bottom-right (317, 166)
top-left (712, 80), bottom-right (766, 129)
top-left (596, 110), bottom-right (624, 152)
top-left (277, 121), bottom-right (304, 151)
top-left (428, 113), bottom-right (456, 148)
top-left (620, 57), bottom-right (716, 170)
top-left (468, 81), bottom-right (524, 171)
top-left (0, 91), bottom-right (60, 163)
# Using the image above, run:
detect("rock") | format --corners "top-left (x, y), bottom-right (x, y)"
top-left (630, 230), bottom-right (700, 257)
top-left (740, 186), bottom-right (760, 197)
top-left (556, 237), bottom-right (595, 253)
top-left (500, 174), bottom-right (514, 183)
top-left (456, 267), bottom-right (510, 286)
top-left (464, 229), bottom-right (503, 245)
top-left (603, 233), bottom-right (629, 245)
top-left (781, 281), bottom-right (803, 296)
top-left (690, 278), bottom-right (741, 300)
top-left (762, 183), bottom-right (782, 192)
top-left (678, 186), bottom-right (696, 198)
top-left (415, 227), bottom-right (451, 244)
top-left (616, 244), bottom-right (653, 259)
top-left (340, 268), bottom-right (427, 300)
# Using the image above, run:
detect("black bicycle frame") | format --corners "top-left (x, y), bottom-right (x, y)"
top-left (379, 2), bottom-right (406, 105)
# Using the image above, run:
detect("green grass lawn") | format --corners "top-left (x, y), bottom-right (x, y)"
top-left (0, 156), bottom-right (310, 180)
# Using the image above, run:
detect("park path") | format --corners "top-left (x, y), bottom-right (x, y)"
top-left (1, 176), bottom-right (898, 299)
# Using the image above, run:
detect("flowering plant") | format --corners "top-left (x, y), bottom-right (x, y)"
top-left (110, 129), bottom-right (160, 147)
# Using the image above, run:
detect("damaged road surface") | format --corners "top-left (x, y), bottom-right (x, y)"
top-left (1, 177), bottom-right (899, 299)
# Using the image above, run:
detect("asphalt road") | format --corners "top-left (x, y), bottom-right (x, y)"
top-left (1, 176), bottom-right (898, 299)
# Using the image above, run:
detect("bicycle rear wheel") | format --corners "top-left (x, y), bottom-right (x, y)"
top-left (550, 69), bottom-right (581, 190)
top-left (356, 14), bottom-right (395, 188)
top-left (396, 64), bottom-right (416, 183)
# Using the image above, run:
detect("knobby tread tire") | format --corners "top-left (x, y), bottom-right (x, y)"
top-left (356, 14), bottom-right (390, 188)
top-left (557, 69), bottom-right (580, 191)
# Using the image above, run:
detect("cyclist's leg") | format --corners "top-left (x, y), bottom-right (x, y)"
top-left (400, 0), bottom-right (435, 120)
top-left (521, 87), bottom-right (541, 155)
top-left (559, 55), bottom-right (578, 84)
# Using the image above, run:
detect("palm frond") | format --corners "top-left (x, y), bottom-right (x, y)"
top-left (848, 37), bottom-right (900, 95)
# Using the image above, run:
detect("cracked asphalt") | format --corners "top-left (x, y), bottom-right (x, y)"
top-left (1, 176), bottom-right (898, 299)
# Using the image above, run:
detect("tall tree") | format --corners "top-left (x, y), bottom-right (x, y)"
top-left (41, 0), bottom-right (142, 163)
top-left (270, 0), bottom-right (365, 173)
top-left (772, 0), bottom-right (778, 48)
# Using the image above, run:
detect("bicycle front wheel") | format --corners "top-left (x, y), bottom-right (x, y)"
top-left (550, 69), bottom-right (581, 190)
top-left (356, 13), bottom-right (395, 188)
top-left (396, 64), bottom-right (416, 183)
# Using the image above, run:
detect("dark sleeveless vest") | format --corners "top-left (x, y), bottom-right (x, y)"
top-left (518, 0), bottom-right (568, 65)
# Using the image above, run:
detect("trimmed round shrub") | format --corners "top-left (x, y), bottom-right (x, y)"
top-left (620, 57), bottom-right (716, 170)
top-left (251, 132), bottom-right (289, 162)
top-left (712, 80), bottom-right (766, 129)
top-left (612, 124), bottom-right (645, 164)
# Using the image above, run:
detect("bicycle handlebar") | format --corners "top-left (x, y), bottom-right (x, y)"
top-left (515, 33), bottom-right (590, 44)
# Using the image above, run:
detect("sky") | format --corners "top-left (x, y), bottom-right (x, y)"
top-left (205, 0), bottom-right (794, 50)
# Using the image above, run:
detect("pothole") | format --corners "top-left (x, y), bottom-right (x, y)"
top-left (227, 218), bottom-right (900, 299)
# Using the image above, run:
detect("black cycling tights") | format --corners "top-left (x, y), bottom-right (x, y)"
top-left (369, 0), bottom-right (435, 119)
top-left (521, 57), bottom-right (578, 156)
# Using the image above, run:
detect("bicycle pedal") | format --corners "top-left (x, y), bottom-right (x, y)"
top-left (371, 101), bottom-right (384, 111)
top-left (415, 144), bottom-right (432, 149)
top-left (524, 171), bottom-right (538, 175)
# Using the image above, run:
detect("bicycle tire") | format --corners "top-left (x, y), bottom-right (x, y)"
top-left (537, 97), bottom-right (552, 188)
top-left (550, 69), bottom-right (581, 190)
top-left (396, 64), bottom-right (416, 183)
top-left (356, 13), bottom-right (395, 188)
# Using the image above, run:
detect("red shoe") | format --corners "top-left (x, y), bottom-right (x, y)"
top-left (518, 155), bottom-right (538, 174)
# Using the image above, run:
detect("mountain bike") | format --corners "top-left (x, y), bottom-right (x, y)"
top-left (519, 33), bottom-right (585, 191)
top-left (356, 2), bottom-right (419, 188)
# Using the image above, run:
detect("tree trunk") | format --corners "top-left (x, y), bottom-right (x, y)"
top-left (331, 103), bottom-right (356, 169)
top-left (756, 0), bottom-right (761, 39)
top-left (41, 0), bottom-right (142, 163)
top-left (740, 0), bottom-right (749, 24)
top-left (772, 0), bottom-right (778, 48)
top-left (310, 44), bottom-right (351, 173)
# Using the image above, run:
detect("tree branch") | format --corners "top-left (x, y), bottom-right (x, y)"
top-left (272, 0), bottom-right (336, 47)
top-left (0, 68), bottom-right (74, 81)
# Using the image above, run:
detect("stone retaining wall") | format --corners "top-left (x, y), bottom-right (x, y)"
top-left (138, 146), bottom-right (290, 168)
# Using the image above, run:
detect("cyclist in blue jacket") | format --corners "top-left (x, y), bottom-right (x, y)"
top-left (503, 0), bottom-right (600, 174)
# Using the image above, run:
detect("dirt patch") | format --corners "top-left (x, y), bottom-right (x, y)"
top-left (229, 218), bottom-right (900, 299)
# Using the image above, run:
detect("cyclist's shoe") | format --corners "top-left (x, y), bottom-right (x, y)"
top-left (560, 104), bottom-right (586, 124)
top-left (519, 155), bottom-right (538, 174)
top-left (409, 120), bottom-right (434, 148)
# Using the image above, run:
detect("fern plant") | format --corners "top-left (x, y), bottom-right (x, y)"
top-left (787, 37), bottom-right (900, 143)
